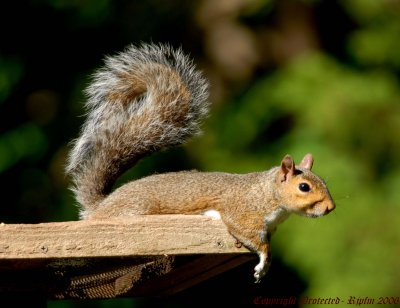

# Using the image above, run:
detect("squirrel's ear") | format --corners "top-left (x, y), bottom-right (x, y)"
top-left (299, 153), bottom-right (314, 170)
top-left (280, 154), bottom-right (295, 182)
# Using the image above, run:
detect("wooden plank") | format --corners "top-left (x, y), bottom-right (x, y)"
top-left (0, 215), bottom-right (249, 260)
top-left (0, 215), bottom-right (253, 299)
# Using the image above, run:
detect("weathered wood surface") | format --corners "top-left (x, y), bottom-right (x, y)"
top-left (0, 215), bottom-right (254, 299)
top-left (0, 215), bottom-right (249, 260)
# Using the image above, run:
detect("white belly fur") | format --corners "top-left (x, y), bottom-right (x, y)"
top-left (203, 209), bottom-right (221, 219)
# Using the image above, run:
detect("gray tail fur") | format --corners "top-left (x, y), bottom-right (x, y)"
top-left (66, 43), bottom-right (209, 218)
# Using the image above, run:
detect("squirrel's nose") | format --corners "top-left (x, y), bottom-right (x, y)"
top-left (326, 201), bottom-right (336, 213)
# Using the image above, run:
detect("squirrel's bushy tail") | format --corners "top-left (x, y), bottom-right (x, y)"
top-left (66, 43), bottom-right (209, 217)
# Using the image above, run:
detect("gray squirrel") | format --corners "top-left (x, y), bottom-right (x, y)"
top-left (66, 43), bottom-right (335, 282)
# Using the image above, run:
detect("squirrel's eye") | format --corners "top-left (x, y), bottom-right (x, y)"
top-left (299, 183), bottom-right (311, 192)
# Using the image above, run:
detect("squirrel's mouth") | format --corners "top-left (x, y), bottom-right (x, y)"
top-left (299, 202), bottom-right (328, 218)
top-left (302, 211), bottom-right (322, 218)
top-left (293, 207), bottom-right (322, 218)
top-left (305, 199), bottom-right (335, 218)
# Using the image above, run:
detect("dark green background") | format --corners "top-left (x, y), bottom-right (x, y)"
top-left (1, 0), bottom-right (399, 307)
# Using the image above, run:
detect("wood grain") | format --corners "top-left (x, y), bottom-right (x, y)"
top-left (0, 215), bottom-right (249, 260)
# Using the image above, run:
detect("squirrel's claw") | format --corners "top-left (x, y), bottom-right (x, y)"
top-left (234, 239), bottom-right (243, 248)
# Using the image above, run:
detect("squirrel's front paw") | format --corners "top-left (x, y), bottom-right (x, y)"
top-left (254, 263), bottom-right (268, 283)
top-left (254, 252), bottom-right (270, 283)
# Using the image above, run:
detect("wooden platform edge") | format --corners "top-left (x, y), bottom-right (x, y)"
top-left (0, 215), bottom-right (254, 299)
top-left (0, 215), bottom-right (249, 260)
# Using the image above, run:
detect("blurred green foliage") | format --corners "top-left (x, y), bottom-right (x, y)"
top-left (0, 123), bottom-right (48, 172)
top-left (0, 0), bottom-right (399, 306)
top-left (0, 57), bottom-right (23, 104)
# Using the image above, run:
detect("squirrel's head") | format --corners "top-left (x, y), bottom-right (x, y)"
top-left (276, 154), bottom-right (335, 218)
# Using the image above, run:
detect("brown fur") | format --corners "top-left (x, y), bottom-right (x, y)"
top-left (87, 157), bottom-right (335, 282)
top-left (67, 44), bottom-right (335, 282)
top-left (108, 72), bottom-right (147, 104)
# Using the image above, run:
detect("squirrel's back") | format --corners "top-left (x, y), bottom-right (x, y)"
top-left (66, 43), bottom-right (209, 218)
